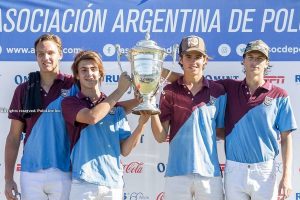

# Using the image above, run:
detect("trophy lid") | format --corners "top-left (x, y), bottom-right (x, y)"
top-left (133, 32), bottom-right (165, 52)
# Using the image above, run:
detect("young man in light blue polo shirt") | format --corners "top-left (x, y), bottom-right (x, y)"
top-left (151, 35), bottom-right (226, 200)
top-left (62, 50), bottom-right (150, 200)
top-left (219, 40), bottom-right (297, 200)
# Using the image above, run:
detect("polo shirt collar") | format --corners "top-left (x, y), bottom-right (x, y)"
top-left (241, 78), bottom-right (272, 91)
top-left (76, 91), bottom-right (106, 102)
top-left (56, 72), bottom-right (65, 81)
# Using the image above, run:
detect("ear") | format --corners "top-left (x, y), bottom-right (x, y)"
top-left (179, 57), bottom-right (183, 65)
top-left (265, 60), bottom-right (270, 68)
top-left (59, 52), bottom-right (63, 60)
top-left (204, 56), bottom-right (208, 65)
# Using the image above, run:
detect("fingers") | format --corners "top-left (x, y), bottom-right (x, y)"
top-left (278, 186), bottom-right (292, 199)
top-left (5, 189), bottom-right (17, 200)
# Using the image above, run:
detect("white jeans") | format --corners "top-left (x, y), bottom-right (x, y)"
top-left (164, 174), bottom-right (224, 200)
top-left (224, 160), bottom-right (277, 200)
top-left (69, 180), bottom-right (123, 200)
top-left (20, 168), bottom-right (71, 200)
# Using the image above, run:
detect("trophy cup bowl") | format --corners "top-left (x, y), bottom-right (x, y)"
top-left (116, 32), bottom-right (177, 115)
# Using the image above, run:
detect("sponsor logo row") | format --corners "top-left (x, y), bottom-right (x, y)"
top-left (1, 44), bottom-right (299, 59)
top-left (14, 161), bottom-right (286, 174)
top-left (12, 74), bottom-right (300, 85)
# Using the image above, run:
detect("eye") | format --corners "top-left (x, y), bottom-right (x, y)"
top-left (38, 52), bottom-right (44, 57)
top-left (257, 57), bottom-right (264, 62)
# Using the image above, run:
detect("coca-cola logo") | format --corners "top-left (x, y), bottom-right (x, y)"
top-left (156, 192), bottom-right (164, 200)
top-left (123, 161), bottom-right (144, 173)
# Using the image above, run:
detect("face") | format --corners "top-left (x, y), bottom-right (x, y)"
top-left (180, 51), bottom-right (207, 76)
top-left (243, 51), bottom-right (269, 76)
top-left (36, 40), bottom-right (62, 73)
top-left (76, 59), bottom-right (101, 90)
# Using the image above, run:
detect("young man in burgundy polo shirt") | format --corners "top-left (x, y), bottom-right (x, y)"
top-left (151, 35), bottom-right (226, 200)
top-left (61, 50), bottom-right (150, 200)
top-left (5, 34), bottom-right (77, 200)
top-left (219, 40), bottom-right (297, 200)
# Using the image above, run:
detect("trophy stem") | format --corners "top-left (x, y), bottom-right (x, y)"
top-left (132, 95), bottom-right (160, 115)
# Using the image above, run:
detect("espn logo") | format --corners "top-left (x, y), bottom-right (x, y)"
top-left (264, 76), bottom-right (285, 84)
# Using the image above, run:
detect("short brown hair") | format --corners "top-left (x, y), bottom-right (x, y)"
top-left (71, 50), bottom-right (104, 85)
top-left (34, 33), bottom-right (62, 55)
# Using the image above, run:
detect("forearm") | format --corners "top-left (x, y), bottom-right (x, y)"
top-left (78, 88), bottom-right (126, 124)
top-left (161, 68), bottom-right (181, 83)
top-left (118, 98), bottom-right (139, 114)
top-left (151, 115), bottom-right (168, 143)
top-left (216, 128), bottom-right (225, 140)
top-left (4, 136), bottom-right (20, 181)
top-left (121, 123), bottom-right (146, 156)
top-left (281, 133), bottom-right (293, 179)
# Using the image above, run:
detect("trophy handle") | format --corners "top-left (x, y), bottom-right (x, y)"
top-left (115, 44), bottom-right (124, 73)
top-left (160, 44), bottom-right (178, 87)
top-left (115, 44), bottom-right (134, 94)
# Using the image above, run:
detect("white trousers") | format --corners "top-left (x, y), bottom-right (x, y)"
top-left (224, 160), bottom-right (277, 200)
top-left (164, 174), bottom-right (224, 200)
top-left (20, 168), bottom-right (71, 200)
top-left (69, 180), bottom-right (123, 200)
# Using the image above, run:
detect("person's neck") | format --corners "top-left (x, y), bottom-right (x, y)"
top-left (183, 73), bottom-right (202, 85)
top-left (183, 74), bottom-right (203, 95)
top-left (81, 87), bottom-right (101, 102)
top-left (40, 71), bottom-right (59, 93)
top-left (246, 75), bottom-right (265, 95)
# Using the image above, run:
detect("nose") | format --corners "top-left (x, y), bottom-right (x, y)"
top-left (42, 53), bottom-right (51, 60)
top-left (86, 68), bottom-right (94, 76)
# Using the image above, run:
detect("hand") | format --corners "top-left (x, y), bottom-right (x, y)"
top-left (5, 180), bottom-right (19, 200)
top-left (133, 88), bottom-right (143, 103)
top-left (278, 176), bottom-right (292, 199)
top-left (117, 72), bottom-right (131, 93)
top-left (138, 112), bottom-right (151, 125)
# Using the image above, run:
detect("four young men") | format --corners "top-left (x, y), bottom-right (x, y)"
top-left (4, 33), bottom-right (297, 200)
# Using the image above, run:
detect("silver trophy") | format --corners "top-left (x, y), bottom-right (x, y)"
top-left (116, 32), bottom-right (177, 115)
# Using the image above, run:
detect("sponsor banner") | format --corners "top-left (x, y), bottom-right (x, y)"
top-left (0, 0), bottom-right (300, 61)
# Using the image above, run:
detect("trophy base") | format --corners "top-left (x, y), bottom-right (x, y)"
top-left (132, 103), bottom-right (161, 115)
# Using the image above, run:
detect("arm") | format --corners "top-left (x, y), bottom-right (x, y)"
top-left (278, 131), bottom-right (293, 199)
top-left (118, 98), bottom-right (140, 114)
top-left (120, 114), bottom-right (150, 156)
top-left (5, 119), bottom-right (24, 200)
top-left (151, 114), bottom-right (169, 143)
top-left (76, 72), bottom-right (131, 124)
top-left (216, 128), bottom-right (225, 140)
top-left (161, 68), bottom-right (181, 83)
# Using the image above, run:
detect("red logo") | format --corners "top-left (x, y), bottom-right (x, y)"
top-left (220, 163), bottom-right (225, 171)
top-left (156, 192), bottom-right (164, 200)
top-left (16, 163), bottom-right (21, 171)
top-left (123, 161), bottom-right (144, 173)
top-left (264, 76), bottom-right (285, 84)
